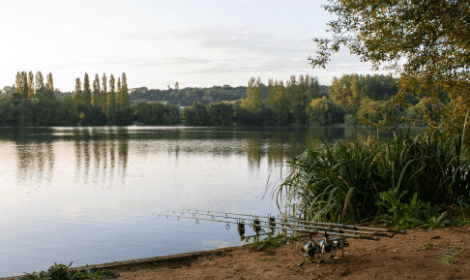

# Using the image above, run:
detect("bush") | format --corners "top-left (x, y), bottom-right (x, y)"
top-left (271, 129), bottom-right (470, 225)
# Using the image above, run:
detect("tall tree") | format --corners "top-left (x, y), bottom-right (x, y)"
top-left (35, 71), bottom-right (44, 91)
top-left (101, 73), bottom-right (108, 113)
top-left (285, 75), bottom-right (320, 124)
top-left (27, 71), bottom-right (34, 99)
top-left (46, 73), bottom-right (54, 92)
top-left (266, 79), bottom-right (290, 124)
top-left (121, 72), bottom-right (130, 111)
top-left (92, 74), bottom-right (100, 108)
top-left (309, 0), bottom-right (470, 130)
top-left (21, 71), bottom-right (28, 99)
top-left (15, 71), bottom-right (23, 95)
top-left (83, 73), bottom-right (91, 106)
top-left (116, 77), bottom-right (122, 112)
top-left (241, 77), bottom-right (264, 112)
top-left (73, 78), bottom-right (83, 106)
top-left (107, 74), bottom-right (116, 122)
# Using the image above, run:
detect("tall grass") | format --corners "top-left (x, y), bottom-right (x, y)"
top-left (272, 129), bottom-right (470, 224)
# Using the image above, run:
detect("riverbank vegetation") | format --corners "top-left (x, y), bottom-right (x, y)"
top-left (270, 0), bottom-right (470, 229)
top-left (272, 129), bottom-right (470, 229)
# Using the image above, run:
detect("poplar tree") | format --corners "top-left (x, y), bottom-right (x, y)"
top-left (83, 73), bottom-right (91, 106)
top-left (21, 71), bottom-right (28, 99)
top-left (92, 74), bottom-right (100, 108)
top-left (116, 77), bottom-right (122, 112)
top-left (73, 78), bottom-right (83, 106)
top-left (46, 73), bottom-right (54, 92)
top-left (15, 71), bottom-right (23, 94)
top-left (28, 71), bottom-right (35, 99)
top-left (121, 73), bottom-right (130, 111)
top-left (35, 71), bottom-right (44, 90)
top-left (107, 74), bottom-right (116, 122)
top-left (101, 73), bottom-right (108, 113)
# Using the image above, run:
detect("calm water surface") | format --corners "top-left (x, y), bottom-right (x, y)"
top-left (1, 125), bottom-right (397, 277)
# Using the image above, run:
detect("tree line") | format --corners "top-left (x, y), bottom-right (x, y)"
top-left (0, 71), bottom-right (447, 127)
top-left (182, 74), bottom-right (398, 126)
top-left (0, 71), bottom-right (169, 126)
top-left (129, 84), bottom-right (248, 106)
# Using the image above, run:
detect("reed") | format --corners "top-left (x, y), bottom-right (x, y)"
top-left (272, 128), bottom-right (470, 225)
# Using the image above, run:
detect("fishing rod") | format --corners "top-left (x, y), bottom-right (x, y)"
top-left (161, 213), bottom-right (380, 241)
top-left (180, 209), bottom-right (406, 234)
top-left (170, 210), bottom-right (394, 238)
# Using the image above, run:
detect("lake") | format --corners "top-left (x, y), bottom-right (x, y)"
top-left (0, 125), bottom-right (399, 277)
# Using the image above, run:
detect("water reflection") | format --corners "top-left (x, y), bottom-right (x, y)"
top-left (0, 125), bottom-right (400, 189)
top-left (15, 141), bottom-right (54, 191)
top-left (71, 130), bottom-right (129, 187)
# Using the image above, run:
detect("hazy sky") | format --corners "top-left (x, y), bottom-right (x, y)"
top-left (0, 0), bottom-right (391, 92)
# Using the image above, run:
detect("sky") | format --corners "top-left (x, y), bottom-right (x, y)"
top-left (0, 0), bottom-right (392, 92)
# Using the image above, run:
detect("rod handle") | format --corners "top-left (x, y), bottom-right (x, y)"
top-left (358, 235), bottom-right (380, 241)
top-left (386, 228), bottom-right (406, 234)
top-left (373, 232), bottom-right (395, 238)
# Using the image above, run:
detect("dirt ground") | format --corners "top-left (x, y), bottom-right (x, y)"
top-left (107, 225), bottom-right (470, 280)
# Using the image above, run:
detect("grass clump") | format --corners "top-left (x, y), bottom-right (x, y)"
top-left (18, 262), bottom-right (114, 280)
top-left (271, 128), bottom-right (470, 227)
top-left (418, 243), bottom-right (434, 250)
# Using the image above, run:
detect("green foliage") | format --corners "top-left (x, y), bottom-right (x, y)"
top-left (307, 97), bottom-right (345, 125)
top-left (309, 0), bottom-right (470, 131)
top-left (46, 73), bottom-right (54, 92)
top-left (47, 262), bottom-right (73, 280)
top-left (242, 77), bottom-right (264, 113)
top-left (271, 129), bottom-right (470, 224)
top-left (33, 88), bottom-right (59, 126)
top-left (106, 75), bottom-right (116, 123)
top-left (182, 102), bottom-right (210, 125)
top-left (18, 270), bottom-right (49, 280)
top-left (206, 102), bottom-right (234, 125)
top-left (79, 105), bottom-right (107, 126)
top-left (83, 74), bottom-right (91, 107)
top-left (0, 96), bottom-right (18, 125)
top-left (18, 99), bottom-right (33, 126)
top-left (357, 98), bottom-right (395, 125)
top-left (135, 102), bottom-right (180, 125)
top-left (130, 85), bottom-right (247, 106)
top-left (183, 102), bottom-right (238, 126)
top-left (375, 188), bottom-right (448, 230)
top-left (418, 243), bottom-right (434, 250)
top-left (91, 74), bottom-right (100, 108)
top-left (56, 97), bottom-right (78, 126)
top-left (18, 262), bottom-right (114, 280)
top-left (73, 78), bottom-right (83, 106)
top-left (285, 75), bottom-right (321, 124)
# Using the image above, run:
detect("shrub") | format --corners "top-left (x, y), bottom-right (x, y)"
top-left (271, 129), bottom-right (470, 224)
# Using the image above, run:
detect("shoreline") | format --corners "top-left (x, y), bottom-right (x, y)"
top-left (0, 245), bottom-right (244, 280)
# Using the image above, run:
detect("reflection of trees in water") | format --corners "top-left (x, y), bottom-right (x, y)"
top-left (245, 126), bottom-right (391, 171)
top-left (245, 127), bottom-right (315, 171)
top-left (246, 136), bottom-right (263, 170)
top-left (72, 128), bottom-right (129, 187)
top-left (16, 141), bottom-right (55, 188)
